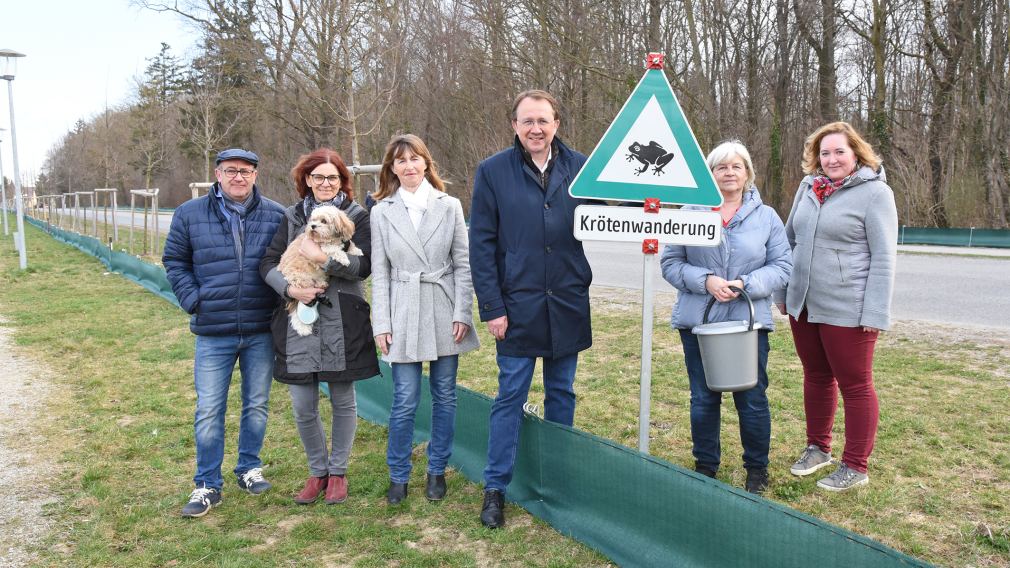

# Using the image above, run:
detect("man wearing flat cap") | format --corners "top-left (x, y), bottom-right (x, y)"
top-left (164, 148), bottom-right (286, 517)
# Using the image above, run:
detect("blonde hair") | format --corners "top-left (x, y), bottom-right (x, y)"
top-left (801, 121), bottom-right (881, 175)
top-left (511, 89), bottom-right (560, 122)
top-left (373, 134), bottom-right (446, 201)
top-left (706, 140), bottom-right (756, 189)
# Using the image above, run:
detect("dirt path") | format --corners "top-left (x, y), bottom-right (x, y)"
top-left (0, 321), bottom-right (57, 568)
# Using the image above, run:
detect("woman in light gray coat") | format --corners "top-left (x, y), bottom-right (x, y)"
top-left (775, 121), bottom-right (897, 492)
top-left (370, 134), bottom-right (479, 505)
top-left (661, 140), bottom-right (791, 495)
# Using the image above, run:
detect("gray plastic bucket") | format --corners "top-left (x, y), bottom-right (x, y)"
top-left (691, 286), bottom-right (762, 392)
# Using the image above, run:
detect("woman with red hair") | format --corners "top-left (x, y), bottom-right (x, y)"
top-left (260, 147), bottom-right (379, 505)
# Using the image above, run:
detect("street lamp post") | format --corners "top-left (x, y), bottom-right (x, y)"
top-left (0, 127), bottom-right (8, 235)
top-left (1, 48), bottom-right (27, 269)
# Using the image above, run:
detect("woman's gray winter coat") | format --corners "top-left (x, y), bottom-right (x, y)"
top-left (661, 187), bottom-right (792, 331)
top-left (370, 190), bottom-right (479, 363)
top-left (773, 166), bottom-right (898, 330)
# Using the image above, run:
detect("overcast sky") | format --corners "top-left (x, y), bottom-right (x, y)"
top-left (1, 1), bottom-right (195, 183)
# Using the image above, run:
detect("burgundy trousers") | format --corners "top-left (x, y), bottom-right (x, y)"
top-left (789, 311), bottom-right (880, 473)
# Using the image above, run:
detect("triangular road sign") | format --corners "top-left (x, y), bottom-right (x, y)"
top-left (569, 67), bottom-right (722, 206)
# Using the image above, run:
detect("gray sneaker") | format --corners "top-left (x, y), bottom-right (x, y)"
top-left (790, 444), bottom-right (833, 476)
top-left (816, 463), bottom-right (869, 492)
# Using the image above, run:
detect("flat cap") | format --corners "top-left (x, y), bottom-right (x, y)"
top-left (215, 148), bottom-right (259, 166)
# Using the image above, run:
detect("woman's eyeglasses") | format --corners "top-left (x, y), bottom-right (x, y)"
top-left (310, 174), bottom-right (342, 185)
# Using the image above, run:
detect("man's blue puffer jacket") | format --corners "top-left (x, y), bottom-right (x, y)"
top-left (163, 184), bottom-right (285, 336)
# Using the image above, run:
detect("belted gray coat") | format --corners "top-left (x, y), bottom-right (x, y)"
top-left (370, 189), bottom-right (479, 363)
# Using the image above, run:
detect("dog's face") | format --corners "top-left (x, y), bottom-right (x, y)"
top-left (306, 206), bottom-right (355, 244)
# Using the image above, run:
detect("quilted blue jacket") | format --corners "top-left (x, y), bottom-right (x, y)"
top-left (163, 184), bottom-right (285, 336)
top-left (660, 187), bottom-right (791, 331)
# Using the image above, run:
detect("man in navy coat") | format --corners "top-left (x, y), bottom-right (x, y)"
top-left (469, 90), bottom-right (593, 528)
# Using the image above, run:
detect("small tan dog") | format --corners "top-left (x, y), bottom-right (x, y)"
top-left (278, 205), bottom-right (362, 336)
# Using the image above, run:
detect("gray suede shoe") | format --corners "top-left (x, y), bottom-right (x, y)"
top-left (816, 463), bottom-right (869, 492)
top-left (790, 444), bottom-right (833, 476)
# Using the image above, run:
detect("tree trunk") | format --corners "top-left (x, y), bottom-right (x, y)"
top-left (648, 0), bottom-right (662, 52)
top-left (868, 0), bottom-right (891, 159)
top-left (817, 0), bottom-right (837, 121)
top-left (766, 0), bottom-right (792, 213)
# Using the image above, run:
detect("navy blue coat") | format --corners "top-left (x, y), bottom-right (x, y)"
top-left (163, 184), bottom-right (285, 336)
top-left (469, 138), bottom-right (593, 358)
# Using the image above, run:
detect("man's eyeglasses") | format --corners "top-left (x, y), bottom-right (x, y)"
top-left (517, 118), bottom-right (555, 128)
top-left (309, 174), bottom-right (342, 185)
top-left (220, 168), bottom-right (256, 179)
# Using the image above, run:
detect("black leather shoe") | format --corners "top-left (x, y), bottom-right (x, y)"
top-left (695, 466), bottom-right (717, 479)
top-left (480, 489), bottom-right (505, 528)
top-left (745, 468), bottom-right (769, 495)
top-left (386, 482), bottom-right (408, 505)
top-left (425, 473), bottom-right (447, 501)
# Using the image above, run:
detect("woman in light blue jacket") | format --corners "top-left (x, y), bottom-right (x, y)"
top-left (660, 140), bottom-right (791, 495)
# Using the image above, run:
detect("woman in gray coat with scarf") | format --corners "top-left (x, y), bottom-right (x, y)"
top-left (370, 134), bottom-right (479, 505)
top-left (776, 122), bottom-right (897, 492)
top-left (260, 148), bottom-right (379, 506)
top-left (661, 140), bottom-right (791, 495)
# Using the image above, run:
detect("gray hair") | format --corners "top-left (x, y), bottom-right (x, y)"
top-left (706, 140), bottom-right (756, 189)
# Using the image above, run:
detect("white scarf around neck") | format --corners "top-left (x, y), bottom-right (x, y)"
top-left (398, 178), bottom-right (433, 230)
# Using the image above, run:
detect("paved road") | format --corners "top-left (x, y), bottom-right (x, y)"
top-left (583, 241), bottom-right (1010, 329)
top-left (50, 208), bottom-right (1009, 328)
top-left (47, 208), bottom-right (174, 236)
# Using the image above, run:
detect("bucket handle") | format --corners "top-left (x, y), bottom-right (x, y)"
top-left (702, 285), bottom-right (756, 331)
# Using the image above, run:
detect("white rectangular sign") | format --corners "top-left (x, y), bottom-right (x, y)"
top-left (574, 205), bottom-right (721, 246)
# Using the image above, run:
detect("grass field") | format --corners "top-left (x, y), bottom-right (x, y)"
top-left (2, 218), bottom-right (1009, 566)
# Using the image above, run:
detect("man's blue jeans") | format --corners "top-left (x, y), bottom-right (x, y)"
top-left (387, 355), bottom-right (459, 484)
top-left (679, 329), bottom-right (770, 472)
top-left (483, 353), bottom-right (578, 493)
top-left (193, 333), bottom-right (273, 489)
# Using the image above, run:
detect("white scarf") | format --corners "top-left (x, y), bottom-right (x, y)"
top-left (398, 179), bottom-right (433, 230)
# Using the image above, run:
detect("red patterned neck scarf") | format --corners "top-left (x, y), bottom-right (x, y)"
top-left (811, 176), bottom-right (845, 204)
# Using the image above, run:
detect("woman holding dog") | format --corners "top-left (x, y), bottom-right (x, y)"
top-left (660, 140), bottom-right (791, 495)
top-left (776, 122), bottom-right (897, 492)
top-left (260, 148), bottom-right (379, 505)
top-left (370, 134), bottom-right (479, 504)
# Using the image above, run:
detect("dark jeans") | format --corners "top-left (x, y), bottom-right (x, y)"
top-left (482, 353), bottom-right (578, 493)
top-left (680, 329), bottom-right (771, 472)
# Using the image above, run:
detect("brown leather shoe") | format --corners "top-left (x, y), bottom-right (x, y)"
top-left (294, 475), bottom-right (328, 504)
top-left (325, 475), bottom-right (348, 504)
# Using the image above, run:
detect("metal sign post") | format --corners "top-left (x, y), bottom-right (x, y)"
top-left (638, 199), bottom-right (661, 452)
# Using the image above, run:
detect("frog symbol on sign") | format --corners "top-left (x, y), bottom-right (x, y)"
top-left (626, 141), bottom-right (674, 176)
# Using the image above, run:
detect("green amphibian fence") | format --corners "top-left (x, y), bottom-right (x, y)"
top-left (26, 216), bottom-right (929, 567)
top-left (899, 226), bottom-right (1010, 248)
